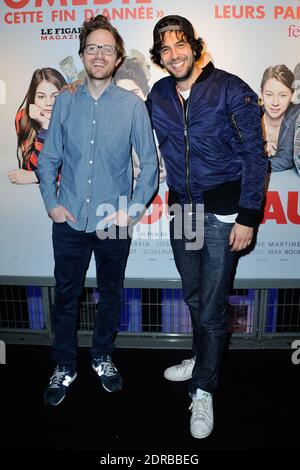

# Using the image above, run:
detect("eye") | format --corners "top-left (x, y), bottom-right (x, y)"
top-left (102, 45), bottom-right (115, 54)
top-left (86, 45), bottom-right (97, 53)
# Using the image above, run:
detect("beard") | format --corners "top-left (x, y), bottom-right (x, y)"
top-left (166, 58), bottom-right (195, 82)
top-left (85, 58), bottom-right (116, 82)
top-left (86, 69), bottom-right (113, 81)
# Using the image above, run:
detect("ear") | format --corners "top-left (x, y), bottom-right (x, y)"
top-left (80, 53), bottom-right (83, 63)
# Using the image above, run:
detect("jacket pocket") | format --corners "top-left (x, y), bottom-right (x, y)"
top-left (229, 112), bottom-right (244, 143)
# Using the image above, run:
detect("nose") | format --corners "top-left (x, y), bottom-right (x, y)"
top-left (272, 95), bottom-right (279, 106)
top-left (45, 96), bottom-right (53, 106)
top-left (170, 47), bottom-right (180, 60)
top-left (94, 47), bottom-right (105, 57)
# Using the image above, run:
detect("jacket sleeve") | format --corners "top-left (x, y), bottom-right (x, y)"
top-left (127, 99), bottom-right (158, 220)
top-left (26, 128), bottom-right (47, 182)
top-left (226, 76), bottom-right (268, 227)
top-left (38, 97), bottom-right (63, 213)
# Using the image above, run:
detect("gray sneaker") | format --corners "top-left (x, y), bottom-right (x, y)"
top-left (164, 357), bottom-right (195, 381)
top-left (189, 388), bottom-right (214, 439)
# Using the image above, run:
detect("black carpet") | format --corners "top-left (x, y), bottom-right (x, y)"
top-left (0, 345), bottom-right (299, 458)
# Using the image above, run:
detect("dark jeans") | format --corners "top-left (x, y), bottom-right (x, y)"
top-left (170, 212), bottom-right (237, 394)
top-left (52, 221), bottom-right (131, 368)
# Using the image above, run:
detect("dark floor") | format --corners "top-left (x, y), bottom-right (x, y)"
top-left (0, 344), bottom-right (299, 459)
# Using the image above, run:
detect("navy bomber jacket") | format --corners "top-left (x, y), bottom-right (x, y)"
top-left (146, 62), bottom-right (268, 227)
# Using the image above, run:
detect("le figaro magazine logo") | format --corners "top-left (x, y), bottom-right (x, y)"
top-left (40, 26), bottom-right (82, 41)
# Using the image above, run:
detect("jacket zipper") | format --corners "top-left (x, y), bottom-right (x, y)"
top-left (230, 112), bottom-right (244, 143)
top-left (182, 90), bottom-right (193, 205)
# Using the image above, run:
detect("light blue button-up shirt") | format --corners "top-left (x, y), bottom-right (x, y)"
top-left (38, 82), bottom-right (158, 232)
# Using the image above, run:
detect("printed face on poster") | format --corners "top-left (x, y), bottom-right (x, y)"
top-left (0, 0), bottom-right (299, 280)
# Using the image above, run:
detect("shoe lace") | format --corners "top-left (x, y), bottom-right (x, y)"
top-left (178, 358), bottom-right (193, 372)
top-left (50, 367), bottom-right (68, 389)
top-left (98, 360), bottom-right (117, 377)
top-left (189, 397), bottom-right (209, 423)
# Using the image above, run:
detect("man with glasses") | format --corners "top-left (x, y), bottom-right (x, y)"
top-left (38, 15), bottom-right (158, 406)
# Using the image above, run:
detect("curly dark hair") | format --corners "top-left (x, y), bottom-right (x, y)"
top-left (78, 15), bottom-right (125, 62)
top-left (149, 17), bottom-right (203, 69)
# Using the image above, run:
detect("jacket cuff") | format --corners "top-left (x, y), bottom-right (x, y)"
top-left (236, 206), bottom-right (262, 228)
top-left (45, 200), bottom-right (59, 214)
top-left (37, 128), bottom-right (47, 140)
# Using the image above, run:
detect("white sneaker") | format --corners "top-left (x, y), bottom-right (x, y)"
top-left (189, 388), bottom-right (214, 439)
top-left (164, 357), bottom-right (195, 381)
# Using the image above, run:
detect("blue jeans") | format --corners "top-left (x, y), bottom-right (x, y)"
top-left (52, 222), bottom-right (131, 368)
top-left (170, 212), bottom-right (237, 394)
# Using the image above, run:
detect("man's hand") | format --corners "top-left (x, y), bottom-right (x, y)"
top-left (104, 209), bottom-right (132, 227)
top-left (49, 205), bottom-right (76, 223)
top-left (61, 80), bottom-right (83, 94)
top-left (8, 169), bottom-right (38, 184)
top-left (229, 223), bottom-right (253, 251)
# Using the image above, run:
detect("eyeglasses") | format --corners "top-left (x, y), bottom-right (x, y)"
top-left (85, 44), bottom-right (116, 56)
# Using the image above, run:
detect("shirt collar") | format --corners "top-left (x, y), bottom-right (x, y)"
top-left (78, 79), bottom-right (118, 98)
top-left (195, 61), bottom-right (215, 83)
